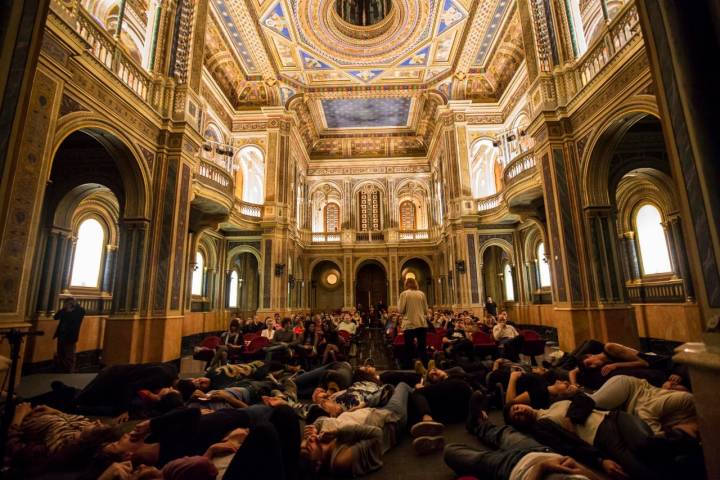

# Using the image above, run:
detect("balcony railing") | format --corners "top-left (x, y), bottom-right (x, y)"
top-left (503, 150), bottom-right (537, 188)
top-left (312, 232), bottom-right (342, 243)
top-left (50, 1), bottom-right (154, 103)
top-left (574, 2), bottom-right (641, 92)
top-left (626, 279), bottom-right (686, 303)
top-left (356, 231), bottom-right (385, 242)
top-left (196, 159), bottom-right (234, 196)
top-left (476, 192), bottom-right (504, 213)
top-left (237, 201), bottom-right (263, 218)
top-left (58, 293), bottom-right (112, 316)
top-left (398, 230), bottom-right (430, 241)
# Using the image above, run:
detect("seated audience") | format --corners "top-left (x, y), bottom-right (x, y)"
top-left (493, 313), bottom-right (522, 361)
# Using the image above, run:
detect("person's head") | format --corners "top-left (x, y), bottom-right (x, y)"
top-left (404, 277), bottom-right (419, 290)
top-left (426, 368), bottom-right (448, 384)
top-left (580, 352), bottom-right (608, 369)
top-left (175, 379), bottom-right (196, 401)
top-left (229, 319), bottom-right (240, 332)
top-left (312, 387), bottom-right (329, 403)
top-left (487, 296), bottom-right (493, 302)
top-left (547, 380), bottom-right (578, 401)
top-left (299, 434), bottom-right (324, 474)
top-left (497, 314), bottom-right (507, 324)
top-left (190, 377), bottom-right (211, 391)
top-left (265, 317), bottom-right (275, 329)
top-left (503, 402), bottom-right (537, 429)
top-left (102, 432), bottom-right (144, 461)
top-left (281, 317), bottom-right (292, 329)
top-left (156, 390), bottom-right (184, 413)
top-left (53, 423), bottom-right (122, 470)
top-left (63, 297), bottom-right (76, 309)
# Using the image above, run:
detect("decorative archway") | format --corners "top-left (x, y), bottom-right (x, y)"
top-left (400, 257), bottom-right (434, 305)
top-left (310, 260), bottom-right (343, 312)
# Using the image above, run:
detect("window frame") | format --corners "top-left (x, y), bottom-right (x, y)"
top-left (69, 216), bottom-right (108, 291)
top-left (633, 202), bottom-right (673, 278)
top-left (191, 250), bottom-right (206, 297)
top-left (228, 270), bottom-right (239, 308)
top-left (399, 200), bottom-right (417, 231)
top-left (537, 241), bottom-right (552, 289)
top-left (503, 263), bottom-right (516, 302)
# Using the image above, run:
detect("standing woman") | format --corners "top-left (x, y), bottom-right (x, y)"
top-left (399, 277), bottom-right (429, 368)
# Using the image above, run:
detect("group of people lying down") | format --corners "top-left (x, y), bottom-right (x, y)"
top-left (4, 337), bottom-right (705, 480)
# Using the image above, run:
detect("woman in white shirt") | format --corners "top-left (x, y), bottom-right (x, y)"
top-left (260, 317), bottom-right (276, 340)
top-left (398, 277), bottom-right (429, 368)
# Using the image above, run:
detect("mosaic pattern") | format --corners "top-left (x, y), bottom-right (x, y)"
top-left (474, 0), bottom-right (511, 65)
top-left (437, 0), bottom-right (467, 35)
top-left (321, 98), bottom-right (411, 128)
top-left (213, 0), bottom-right (258, 74)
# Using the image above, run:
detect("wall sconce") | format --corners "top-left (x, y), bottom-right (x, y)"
top-left (275, 264), bottom-right (285, 276)
top-left (202, 143), bottom-right (213, 152)
top-left (456, 260), bottom-right (466, 274)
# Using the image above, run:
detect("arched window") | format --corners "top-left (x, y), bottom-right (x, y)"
top-left (358, 186), bottom-right (381, 231)
top-left (324, 203), bottom-right (340, 232)
top-left (399, 201), bottom-right (416, 231)
top-left (635, 204), bottom-right (672, 275)
top-left (504, 263), bottom-right (515, 301)
top-left (228, 270), bottom-right (238, 308)
top-left (191, 251), bottom-right (205, 296)
top-left (70, 219), bottom-right (105, 288)
top-left (470, 140), bottom-right (501, 198)
top-left (537, 242), bottom-right (552, 287)
top-left (238, 146), bottom-right (265, 204)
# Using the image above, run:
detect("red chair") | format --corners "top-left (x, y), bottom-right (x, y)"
top-left (243, 332), bottom-right (259, 348)
top-left (471, 331), bottom-right (498, 358)
top-left (193, 336), bottom-right (222, 363)
top-left (338, 330), bottom-right (352, 343)
top-left (239, 336), bottom-right (270, 361)
top-left (425, 332), bottom-right (443, 354)
top-left (520, 330), bottom-right (546, 364)
top-left (435, 328), bottom-right (447, 338)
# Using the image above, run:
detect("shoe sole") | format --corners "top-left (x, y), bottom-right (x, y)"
top-left (411, 421), bottom-right (445, 438)
top-left (412, 436), bottom-right (445, 456)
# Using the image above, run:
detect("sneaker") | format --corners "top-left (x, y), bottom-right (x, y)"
top-left (412, 436), bottom-right (445, 455)
top-left (410, 421), bottom-right (444, 438)
top-left (466, 391), bottom-right (489, 433)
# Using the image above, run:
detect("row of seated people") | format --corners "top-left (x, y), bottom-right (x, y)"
top-left (5, 316), bottom-right (704, 480)
top-left (194, 312), bottom-right (364, 371)
top-left (388, 309), bottom-right (545, 368)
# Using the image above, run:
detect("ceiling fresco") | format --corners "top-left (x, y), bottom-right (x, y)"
top-left (205, 0), bottom-right (528, 154)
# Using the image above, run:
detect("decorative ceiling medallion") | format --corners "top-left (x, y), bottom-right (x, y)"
top-left (291, 0), bottom-right (437, 66)
top-left (330, 2), bottom-right (397, 40)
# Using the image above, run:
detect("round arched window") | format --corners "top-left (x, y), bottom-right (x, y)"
top-left (635, 204), bottom-right (672, 275)
top-left (70, 218), bottom-right (105, 288)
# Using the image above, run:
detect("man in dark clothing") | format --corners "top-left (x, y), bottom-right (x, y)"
top-left (485, 296), bottom-right (498, 318)
top-left (53, 297), bottom-right (85, 372)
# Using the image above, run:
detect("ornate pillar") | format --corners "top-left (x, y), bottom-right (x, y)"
top-left (667, 216), bottom-right (695, 301)
top-left (620, 232), bottom-right (641, 282)
top-left (101, 245), bottom-right (118, 293)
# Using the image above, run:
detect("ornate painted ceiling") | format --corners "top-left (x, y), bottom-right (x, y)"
top-left (204, 0), bottom-right (526, 156)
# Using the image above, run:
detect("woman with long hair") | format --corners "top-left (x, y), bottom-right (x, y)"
top-left (398, 277), bottom-right (429, 368)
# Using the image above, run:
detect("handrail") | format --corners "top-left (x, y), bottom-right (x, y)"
top-left (311, 232), bottom-right (342, 243)
top-left (50, 1), bottom-right (154, 102)
top-left (573, 2), bottom-right (641, 92)
top-left (356, 231), bottom-right (385, 242)
top-left (398, 230), bottom-right (430, 241)
top-left (476, 192), bottom-right (504, 213)
top-left (196, 159), bottom-right (234, 196)
top-left (237, 200), bottom-right (263, 218)
top-left (503, 150), bottom-right (537, 187)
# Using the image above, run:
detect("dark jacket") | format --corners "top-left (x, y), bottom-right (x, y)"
top-left (53, 305), bottom-right (86, 342)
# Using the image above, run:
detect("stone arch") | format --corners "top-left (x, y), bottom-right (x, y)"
top-left (353, 257), bottom-right (389, 276)
top-left (51, 117), bottom-right (151, 220)
top-left (616, 169), bottom-right (679, 233)
top-left (400, 256), bottom-right (435, 278)
top-left (580, 100), bottom-right (660, 207)
top-left (227, 244), bottom-right (262, 267)
top-left (478, 238), bottom-right (515, 267)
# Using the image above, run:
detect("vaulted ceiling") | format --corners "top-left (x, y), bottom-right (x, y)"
top-left (203, 0), bottom-right (527, 157)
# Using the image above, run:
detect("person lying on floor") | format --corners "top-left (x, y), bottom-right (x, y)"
top-left (5, 402), bottom-right (122, 475)
top-left (504, 392), bottom-right (702, 479)
top-left (187, 359), bottom-right (298, 392)
top-left (504, 369), bottom-right (579, 409)
top-left (307, 380), bottom-right (395, 418)
top-left (300, 382), bottom-right (411, 477)
top-left (92, 404), bottom-right (300, 480)
top-left (444, 391), bottom-right (604, 480)
top-left (97, 456), bottom-right (220, 480)
top-left (587, 374), bottom-right (698, 437)
top-left (569, 341), bottom-right (675, 390)
top-left (31, 362), bottom-right (187, 420)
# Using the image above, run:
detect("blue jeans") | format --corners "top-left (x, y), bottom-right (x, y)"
top-left (294, 361), bottom-right (352, 398)
top-left (381, 382), bottom-right (411, 427)
top-left (444, 422), bottom-right (552, 480)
